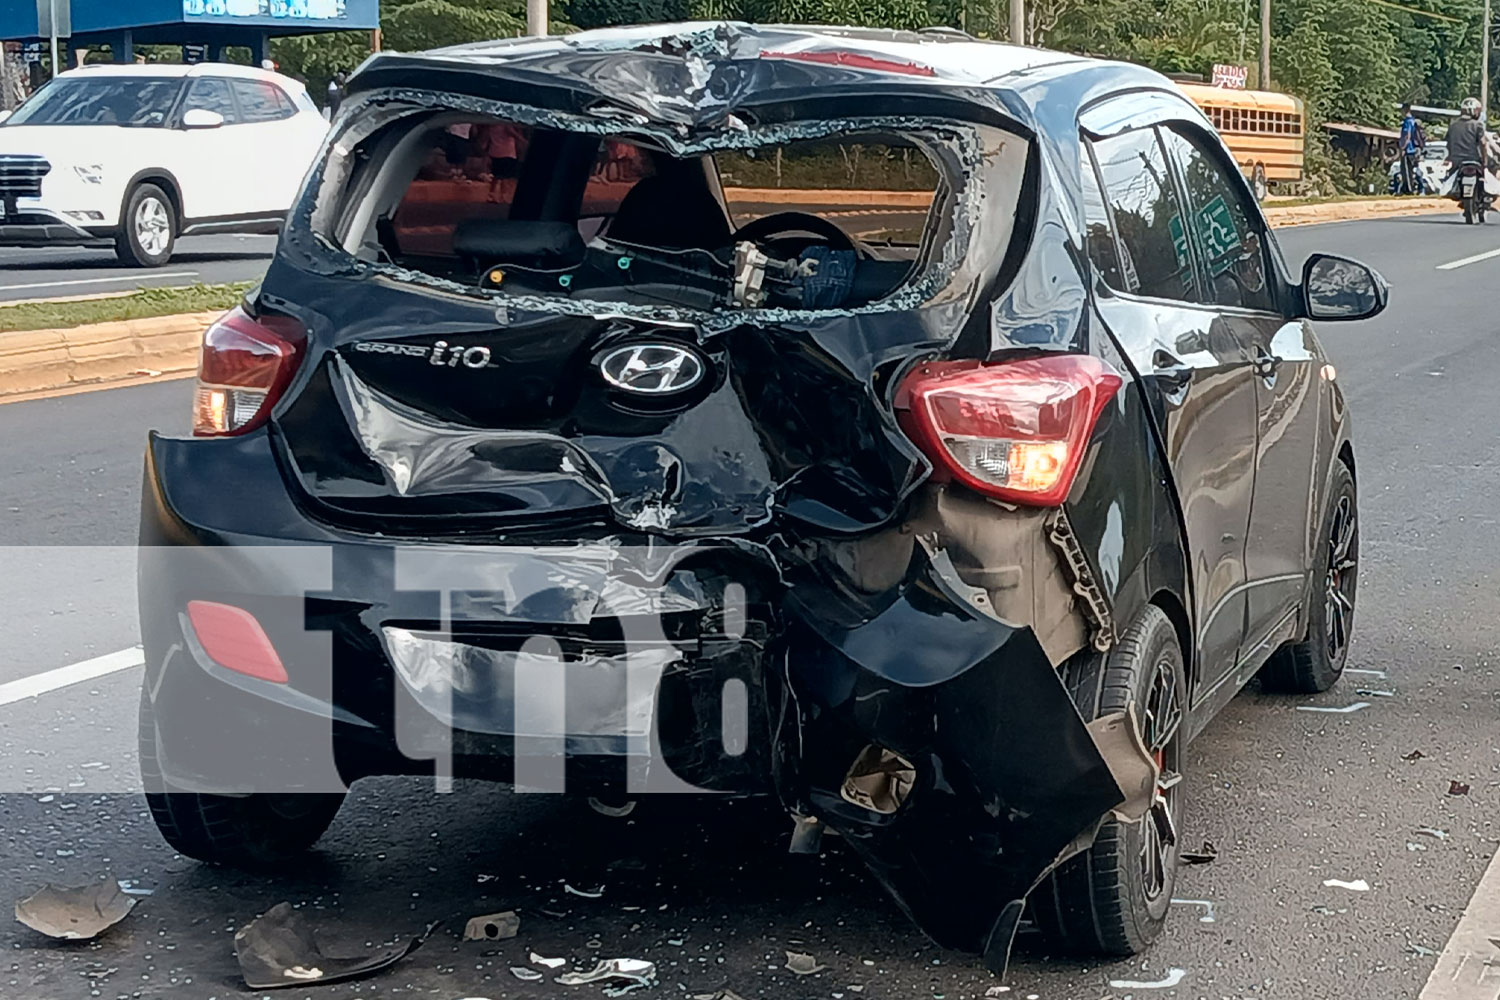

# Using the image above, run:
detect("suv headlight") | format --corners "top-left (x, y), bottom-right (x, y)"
top-left (72, 164), bottom-right (105, 184)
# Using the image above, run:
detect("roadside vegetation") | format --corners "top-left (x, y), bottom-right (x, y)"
top-left (0, 283), bottom-right (251, 333)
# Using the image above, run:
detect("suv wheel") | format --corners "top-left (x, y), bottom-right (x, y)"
top-left (1031, 605), bottom-right (1186, 955)
top-left (137, 686), bottom-right (345, 866)
top-left (1260, 461), bottom-right (1358, 693)
top-left (115, 183), bottom-right (176, 267)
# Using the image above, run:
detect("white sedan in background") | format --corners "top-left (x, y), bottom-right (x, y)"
top-left (0, 63), bottom-right (328, 266)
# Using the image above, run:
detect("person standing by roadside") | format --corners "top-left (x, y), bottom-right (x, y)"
top-left (325, 70), bottom-right (347, 119)
top-left (1398, 104), bottom-right (1426, 195)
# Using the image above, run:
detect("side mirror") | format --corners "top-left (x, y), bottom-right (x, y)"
top-left (1301, 253), bottom-right (1388, 321)
top-left (181, 108), bottom-right (225, 130)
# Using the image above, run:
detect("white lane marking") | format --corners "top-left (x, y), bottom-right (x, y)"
top-left (0, 271), bottom-right (198, 293)
top-left (1418, 844), bottom-right (1500, 999)
top-left (1436, 248), bottom-right (1500, 270)
top-left (0, 647), bottom-right (144, 706)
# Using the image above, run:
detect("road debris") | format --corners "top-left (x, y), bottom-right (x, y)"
top-left (463, 911), bottom-right (520, 941)
top-left (115, 880), bottom-right (153, 897)
top-left (1403, 750), bottom-right (1426, 762)
top-left (511, 967), bottom-right (544, 981)
top-left (1407, 943), bottom-right (1438, 957)
top-left (14, 881), bottom-right (136, 940)
top-left (784, 951), bottom-right (827, 975)
top-left (1180, 840), bottom-right (1218, 865)
top-left (587, 797), bottom-right (637, 818)
top-left (563, 883), bottom-right (605, 899)
top-left (1448, 780), bottom-right (1471, 796)
top-left (788, 814), bottom-right (824, 855)
top-left (1169, 898), bottom-right (1217, 923)
top-left (984, 987), bottom-right (1012, 997)
top-left (1407, 841), bottom-right (1428, 852)
top-left (1414, 827), bottom-right (1450, 841)
top-left (1322, 878), bottom-right (1370, 892)
top-left (233, 901), bottom-right (424, 989)
top-left (531, 951), bottom-right (567, 969)
top-left (1355, 688), bottom-right (1396, 698)
top-left (1310, 904), bottom-right (1346, 915)
top-left (1296, 701), bottom-right (1371, 714)
top-left (555, 957), bottom-right (656, 987)
top-left (1108, 968), bottom-right (1186, 989)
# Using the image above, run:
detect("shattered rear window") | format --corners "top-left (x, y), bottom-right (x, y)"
top-left (307, 91), bottom-right (1025, 320)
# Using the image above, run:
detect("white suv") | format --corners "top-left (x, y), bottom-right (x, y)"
top-left (0, 63), bottom-right (329, 266)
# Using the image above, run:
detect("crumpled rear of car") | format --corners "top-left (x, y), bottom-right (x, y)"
top-left (141, 23), bottom-right (1167, 971)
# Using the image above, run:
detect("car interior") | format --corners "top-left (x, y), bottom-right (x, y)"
top-left (342, 114), bottom-right (947, 312)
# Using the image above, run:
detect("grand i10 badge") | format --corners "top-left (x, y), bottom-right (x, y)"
top-left (351, 340), bottom-right (496, 368)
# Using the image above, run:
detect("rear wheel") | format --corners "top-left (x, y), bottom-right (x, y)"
top-left (138, 685), bottom-right (344, 866)
top-left (1031, 605), bottom-right (1186, 956)
top-left (1260, 461), bottom-right (1358, 693)
top-left (114, 183), bottom-right (176, 267)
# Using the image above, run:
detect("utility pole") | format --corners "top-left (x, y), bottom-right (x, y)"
top-left (1258, 0), bottom-right (1270, 89)
top-left (527, 0), bottom-right (547, 36)
top-left (1009, 0), bottom-right (1025, 45)
top-left (1484, 0), bottom-right (1492, 120)
top-left (48, 0), bottom-right (59, 78)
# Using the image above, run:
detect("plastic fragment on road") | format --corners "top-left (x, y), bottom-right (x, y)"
top-left (563, 883), bottom-right (605, 899)
top-left (14, 881), bottom-right (136, 940)
top-left (1407, 841), bottom-right (1428, 852)
top-left (1169, 898), bottom-right (1217, 923)
top-left (463, 911), bottom-right (520, 941)
top-left (234, 901), bottom-right (426, 990)
top-left (1322, 878), bottom-right (1370, 892)
top-left (1408, 943), bottom-right (1438, 957)
top-left (1296, 701), bottom-right (1371, 714)
top-left (1448, 780), bottom-right (1471, 796)
top-left (784, 950), bottom-right (827, 975)
top-left (1108, 968), bottom-right (1186, 989)
top-left (511, 967), bottom-right (544, 981)
top-left (531, 951), bottom-right (566, 969)
top-left (115, 880), bottom-right (153, 896)
top-left (1180, 840), bottom-right (1218, 865)
top-left (1414, 827), bottom-right (1450, 841)
top-left (555, 957), bottom-right (655, 987)
top-left (1355, 688), bottom-right (1396, 697)
top-left (984, 987), bottom-right (1012, 997)
top-left (788, 814), bottom-right (824, 855)
top-left (1403, 750), bottom-right (1426, 762)
top-left (587, 797), bottom-right (637, 818)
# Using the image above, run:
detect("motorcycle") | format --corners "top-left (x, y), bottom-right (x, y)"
top-left (1457, 160), bottom-right (1488, 224)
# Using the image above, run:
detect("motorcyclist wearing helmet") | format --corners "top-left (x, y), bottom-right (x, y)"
top-left (1446, 97), bottom-right (1489, 178)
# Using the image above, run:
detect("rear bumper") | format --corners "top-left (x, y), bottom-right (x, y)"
top-left (141, 428), bottom-right (1139, 966)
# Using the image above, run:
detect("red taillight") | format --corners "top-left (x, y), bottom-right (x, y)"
top-left (186, 600), bottom-right (289, 684)
top-left (192, 307), bottom-right (304, 436)
top-left (895, 355), bottom-right (1123, 507)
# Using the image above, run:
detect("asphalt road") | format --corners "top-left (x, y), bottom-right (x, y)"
top-left (0, 235), bottom-right (276, 303)
top-left (2, 212), bottom-right (1500, 1000)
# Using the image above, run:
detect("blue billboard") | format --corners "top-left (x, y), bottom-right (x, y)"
top-left (182, 0), bottom-right (350, 22)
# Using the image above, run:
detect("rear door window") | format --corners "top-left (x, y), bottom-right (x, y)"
top-left (230, 79), bottom-right (294, 123)
top-left (184, 78), bottom-right (238, 124)
top-left (388, 122), bottom-right (534, 259)
top-left (1080, 146), bottom-right (1127, 289)
top-left (1087, 128), bottom-right (1197, 302)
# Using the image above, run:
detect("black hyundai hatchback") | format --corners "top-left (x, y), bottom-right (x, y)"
top-left (138, 23), bottom-right (1385, 972)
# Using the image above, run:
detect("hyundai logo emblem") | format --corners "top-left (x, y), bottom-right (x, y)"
top-left (598, 343), bottom-right (706, 395)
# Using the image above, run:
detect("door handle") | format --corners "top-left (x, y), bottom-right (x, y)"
top-left (1252, 346), bottom-right (1282, 379)
top-left (1151, 349), bottom-right (1193, 391)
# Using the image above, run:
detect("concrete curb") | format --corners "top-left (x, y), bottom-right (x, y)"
top-left (1263, 197), bottom-right (1451, 227)
top-left (0, 311), bottom-right (218, 398)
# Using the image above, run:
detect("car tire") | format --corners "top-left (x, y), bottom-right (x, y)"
top-left (1260, 461), bottom-right (1358, 694)
top-left (137, 685), bottom-right (345, 867)
top-left (114, 183), bottom-right (177, 267)
top-left (1030, 604), bottom-right (1186, 956)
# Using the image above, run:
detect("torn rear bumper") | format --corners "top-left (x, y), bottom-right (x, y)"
top-left (141, 428), bottom-right (1141, 969)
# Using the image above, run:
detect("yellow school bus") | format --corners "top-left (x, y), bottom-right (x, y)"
top-left (1177, 83), bottom-right (1305, 199)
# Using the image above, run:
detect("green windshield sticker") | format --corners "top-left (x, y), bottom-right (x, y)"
top-left (1197, 194), bottom-right (1242, 275)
